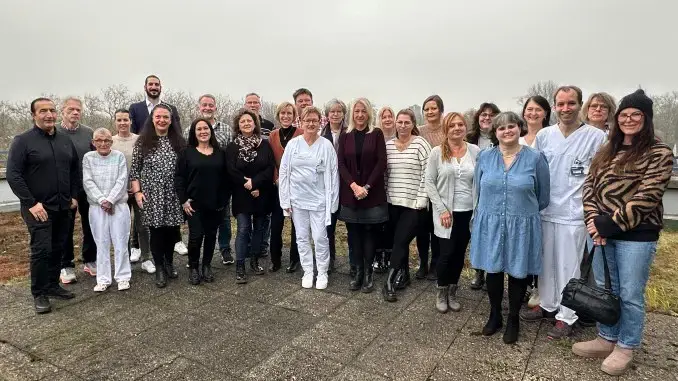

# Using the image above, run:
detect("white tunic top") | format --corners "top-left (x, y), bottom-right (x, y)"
top-left (535, 124), bottom-right (606, 225)
top-left (278, 136), bottom-right (339, 225)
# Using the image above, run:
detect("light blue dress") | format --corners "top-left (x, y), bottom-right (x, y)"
top-left (470, 146), bottom-right (550, 278)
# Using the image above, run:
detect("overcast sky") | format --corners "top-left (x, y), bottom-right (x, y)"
top-left (1, 0), bottom-right (677, 112)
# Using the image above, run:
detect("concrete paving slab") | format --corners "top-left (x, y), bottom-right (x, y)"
top-left (245, 345), bottom-right (344, 381)
top-left (291, 320), bottom-right (379, 364)
top-left (275, 288), bottom-right (348, 317)
top-left (330, 366), bottom-right (391, 381)
top-left (141, 356), bottom-right (237, 381)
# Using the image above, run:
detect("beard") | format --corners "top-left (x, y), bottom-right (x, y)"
top-left (145, 89), bottom-right (160, 100)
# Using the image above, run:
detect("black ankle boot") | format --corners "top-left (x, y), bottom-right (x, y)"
top-left (470, 269), bottom-right (485, 290)
top-left (362, 267), bottom-right (374, 293)
top-left (250, 258), bottom-right (264, 275)
top-left (235, 261), bottom-right (247, 284)
top-left (349, 265), bottom-right (357, 278)
top-left (201, 265), bottom-right (214, 283)
top-left (373, 251), bottom-right (386, 274)
top-left (482, 308), bottom-right (503, 336)
top-left (349, 267), bottom-right (364, 291)
top-left (165, 263), bottom-right (178, 279)
top-left (155, 266), bottom-right (167, 288)
top-left (395, 267), bottom-right (411, 290)
top-left (415, 263), bottom-right (428, 279)
top-left (382, 268), bottom-right (398, 302)
top-left (503, 315), bottom-right (519, 344)
top-left (189, 268), bottom-right (201, 285)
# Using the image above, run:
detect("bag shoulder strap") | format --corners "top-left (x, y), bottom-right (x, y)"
top-left (582, 243), bottom-right (612, 291)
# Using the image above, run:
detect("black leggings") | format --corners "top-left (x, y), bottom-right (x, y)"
top-left (436, 211), bottom-right (472, 286)
top-left (187, 209), bottom-right (222, 269)
top-left (387, 205), bottom-right (421, 270)
top-left (346, 223), bottom-right (378, 269)
top-left (416, 205), bottom-right (440, 269)
top-left (486, 272), bottom-right (528, 316)
top-left (149, 226), bottom-right (178, 268)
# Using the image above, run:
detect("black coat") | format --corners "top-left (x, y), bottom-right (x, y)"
top-left (225, 139), bottom-right (275, 216)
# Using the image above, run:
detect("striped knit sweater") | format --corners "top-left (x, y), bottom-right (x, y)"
top-left (583, 141), bottom-right (675, 241)
top-left (385, 136), bottom-right (432, 209)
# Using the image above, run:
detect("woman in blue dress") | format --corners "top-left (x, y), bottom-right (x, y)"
top-left (470, 111), bottom-right (550, 344)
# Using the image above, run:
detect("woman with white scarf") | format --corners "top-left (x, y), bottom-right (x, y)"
top-left (279, 106), bottom-right (339, 289)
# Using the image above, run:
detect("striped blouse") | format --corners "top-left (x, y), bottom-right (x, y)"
top-left (385, 136), bottom-right (432, 209)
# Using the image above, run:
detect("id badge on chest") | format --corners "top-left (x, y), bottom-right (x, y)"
top-left (570, 159), bottom-right (585, 177)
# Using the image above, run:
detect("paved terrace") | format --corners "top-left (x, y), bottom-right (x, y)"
top-left (1, 254), bottom-right (676, 381)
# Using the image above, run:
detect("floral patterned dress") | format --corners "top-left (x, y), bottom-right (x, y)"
top-left (130, 136), bottom-right (184, 227)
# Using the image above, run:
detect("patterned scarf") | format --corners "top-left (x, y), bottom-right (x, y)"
top-left (235, 134), bottom-right (261, 162)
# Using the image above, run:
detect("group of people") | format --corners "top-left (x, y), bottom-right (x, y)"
top-left (6, 74), bottom-right (675, 376)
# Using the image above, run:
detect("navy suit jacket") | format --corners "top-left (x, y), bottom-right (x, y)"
top-left (129, 100), bottom-right (181, 134)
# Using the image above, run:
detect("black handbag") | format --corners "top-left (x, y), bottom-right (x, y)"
top-left (561, 245), bottom-right (621, 326)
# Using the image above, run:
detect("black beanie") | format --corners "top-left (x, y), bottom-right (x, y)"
top-left (617, 89), bottom-right (653, 122)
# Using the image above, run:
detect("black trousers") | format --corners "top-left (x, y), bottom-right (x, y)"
top-left (270, 187), bottom-right (299, 266)
top-left (21, 207), bottom-right (70, 297)
top-left (436, 211), bottom-right (473, 286)
top-left (346, 222), bottom-right (378, 269)
top-left (149, 226), bottom-right (178, 268)
top-left (187, 209), bottom-right (222, 269)
top-left (416, 205), bottom-right (440, 270)
top-left (63, 191), bottom-right (97, 268)
top-left (387, 204), bottom-right (421, 270)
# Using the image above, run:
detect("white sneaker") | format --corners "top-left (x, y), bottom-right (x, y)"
top-left (93, 283), bottom-right (108, 292)
top-left (528, 287), bottom-right (541, 309)
top-left (301, 272), bottom-right (314, 289)
top-left (174, 242), bottom-right (188, 255)
top-left (117, 280), bottom-right (130, 291)
top-left (83, 262), bottom-right (97, 277)
top-left (141, 260), bottom-right (156, 274)
top-left (316, 273), bottom-right (328, 290)
top-left (130, 248), bottom-right (141, 263)
top-left (60, 268), bottom-right (77, 284)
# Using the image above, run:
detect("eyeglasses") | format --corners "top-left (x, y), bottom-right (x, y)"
top-left (93, 139), bottom-right (113, 144)
top-left (618, 111), bottom-right (643, 122)
top-left (589, 103), bottom-right (609, 111)
top-left (303, 119), bottom-right (320, 125)
top-left (480, 112), bottom-right (494, 119)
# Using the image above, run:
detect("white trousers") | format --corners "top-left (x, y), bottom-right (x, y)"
top-left (89, 203), bottom-right (132, 285)
top-left (538, 220), bottom-right (587, 325)
top-left (291, 208), bottom-right (330, 276)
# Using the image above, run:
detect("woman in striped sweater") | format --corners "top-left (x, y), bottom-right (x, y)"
top-left (573, 90), bottom-right (675, 376)
top-left (382, 109), bottom-right (432, 302)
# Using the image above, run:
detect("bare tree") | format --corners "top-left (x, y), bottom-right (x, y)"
top-left (101, 85), bottom-right (134, 120)
top-left (651, 91), bottom-right (678, 147)
top-left (408, 104), bottom-right (424, 126)
top-left (463, 108), bottom-right (477, 127)
top-left (516, 80), bottom-right (560, 106)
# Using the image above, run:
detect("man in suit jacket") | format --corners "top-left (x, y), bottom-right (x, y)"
top-left (129, 75), bottom-right (181, 134)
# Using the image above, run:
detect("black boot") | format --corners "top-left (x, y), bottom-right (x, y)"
top-left (286, 260), bottom-right (299, 273)
top-left (34, 295), bottom-right (52, 314)
top-left (155, 266), bottom-right (167, 288)
top-left (362, 267), bottom-right (374, 293)
top-left (395, 267), bottom-right (411, 290)
top-left (349, 265), bottom-right (357, 278)
top-left (504, 276), bottom-right (527, 344)
top-left (189, 268), bottom-right (201, 285)
top-left (349, 267), bottom-right (364, 291)
top-left (202, 264), bottom-right (214, 283)
top-left (165, 263), bottom-right (178, 279)
top-left (483, 272), bottom-right (504, 336)
top-left (415, 263), bottom-right (428, 279)
top-left (382, 268), bottom-right (398, 302)
top-left (373, 250), bottom-right (386, 274)
top-left (235, 261), bottom-right (247, 284)
top-left (470, 269), bottom-right (485, 290)
top-left (250, 257), bottom-right (264, 275)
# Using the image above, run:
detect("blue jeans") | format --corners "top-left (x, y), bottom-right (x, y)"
top-left (235, 214), bottom-right (267, 262)
top-left (593, 239), bottom-right (657, 349)
top-left (218, 200), bottom-right (232, 255)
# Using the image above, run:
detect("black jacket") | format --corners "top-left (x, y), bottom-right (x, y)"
top-left (225, 139), bottom-right (275, 216)
top-left (129, 100), bottom-right (181, 134)
top-left (7, 126), bottom-right (79, 211)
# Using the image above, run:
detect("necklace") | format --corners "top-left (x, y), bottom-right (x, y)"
top-left (280, 126), bottom-right (295, 141)
top-left (500, 146), bottom-right (521, 158)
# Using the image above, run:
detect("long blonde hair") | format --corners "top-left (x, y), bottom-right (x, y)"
top-left (440, 112), bottom-right (467, 162)
top-left (346, 98), bottom-right (375, 133)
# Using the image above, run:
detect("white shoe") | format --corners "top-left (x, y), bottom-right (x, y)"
top-left (60, 268), bottom-right (77, 284)
top-left (130, 248), bottom-right (141, 263)
top-left (174, 242), bottom-right (188, 255)
top-left (315, 273), bottom-right (328, 290)
top-left (117, 280), bottom-right (130, 291)
top-left (301, 272), bottom-right (314, 289)
top-left (141, 260), bottom-right (156, 274)
top-left (527, 287), bottom-right (541, 309)
top-left (83, 262), bottom-right (97, 277)
top-left (93, 283), bottom-right (109, 292)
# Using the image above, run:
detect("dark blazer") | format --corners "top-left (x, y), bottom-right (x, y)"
top-left (129, 100), bottom-right (181, 134)
top-left (337, 128), bottom-right (387, 208)
top-left (225, 139), bottom-right (275, 216)
top-left (320, 122), bottom-right (347, 152)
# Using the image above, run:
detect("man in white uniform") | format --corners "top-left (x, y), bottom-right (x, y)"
top-left (520, 86), bottom-right (606, 339)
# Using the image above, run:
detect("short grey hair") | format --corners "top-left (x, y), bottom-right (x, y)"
top-left (92, 127), bottom-right (112, 139)
top-left (62, 96), bottom-right (82, 108)
top-left (489, 111), bottom-right (524, 146)
top-left (324, 98), bottom-right (347, 117)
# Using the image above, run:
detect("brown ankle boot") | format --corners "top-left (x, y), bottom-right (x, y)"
top-left (572, 337), bottom-right (616, 358)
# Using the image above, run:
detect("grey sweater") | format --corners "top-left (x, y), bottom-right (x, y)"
top-left (58, 124), bottom-right (94, 164)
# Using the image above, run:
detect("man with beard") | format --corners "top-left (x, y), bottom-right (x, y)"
top-left (57, 97), bottom-right (97, 284)
top-left (244, 93), bottom-right (275, 139)
top-left (520, 86), bottom-right (606, 339)
top-left (184, 94), bottom-right (235, 265)
top-left (292, 88), bottom-right (327, 128)
top-left (129, 75), bottom-right (187, 255)
top-left (7, 98), bottom-right (79, 313)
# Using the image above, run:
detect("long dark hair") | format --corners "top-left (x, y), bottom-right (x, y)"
top-left (521, 96), bottom-right (552, 129)
top-left (137, 104), bottom-right (186, 156)
top-left (467, 102), bottom-right (500, 144)
top-left (590, 108), bottom-right (656, 175)
top-left (187, 118), bottom-right (219, 148)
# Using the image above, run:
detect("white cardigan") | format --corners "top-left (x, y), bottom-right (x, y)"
top-left (424, 143), bottom-right (480, 238)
